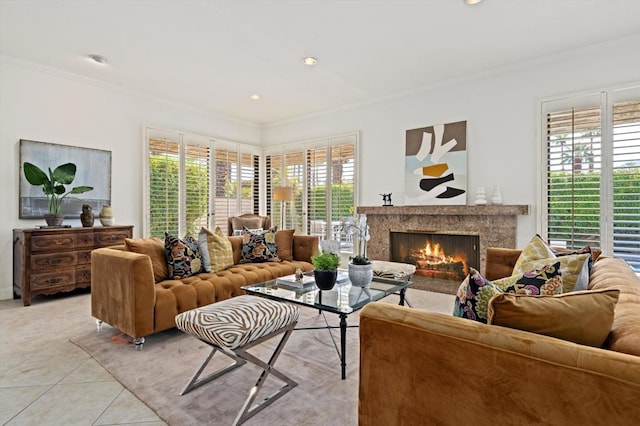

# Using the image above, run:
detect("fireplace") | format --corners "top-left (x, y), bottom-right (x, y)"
top-left (391, 230), bottom-right (479, 293)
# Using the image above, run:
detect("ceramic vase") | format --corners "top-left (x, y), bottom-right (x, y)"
top-left (475, 187), bottom-right (487, 205)
top-left (348, 263), bottom-right (373, 288)
top-left (80, 204), bottom-right (95, 227)
top-left (491, 185), bottom-right (503, 205)
top-left (99, 205), bottom-right (114, 226)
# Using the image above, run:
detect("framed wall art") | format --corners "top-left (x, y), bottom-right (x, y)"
top-left (405, 120), bottom-right (467, 205)
top-left (19, 139), bottom-right (112, 219)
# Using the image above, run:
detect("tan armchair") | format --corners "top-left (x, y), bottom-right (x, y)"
top-left (227, 213), bottom-right (272, 236)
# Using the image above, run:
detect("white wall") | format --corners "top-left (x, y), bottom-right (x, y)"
top-left (0, 57), bottom-right (261, 300)
top-left (262, 35), bottom-right (640, 249)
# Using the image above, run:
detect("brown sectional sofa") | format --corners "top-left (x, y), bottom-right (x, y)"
top-left (359, 249), bottom-right (640, 425)
top-left (91, 233), bottom-right (318, 347)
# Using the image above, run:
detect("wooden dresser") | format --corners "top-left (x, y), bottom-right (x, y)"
top-left (13, 225), bottom-right (133, 306)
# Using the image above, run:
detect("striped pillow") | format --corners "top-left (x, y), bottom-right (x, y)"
top-left (201, 226), bottom-right (234, 273)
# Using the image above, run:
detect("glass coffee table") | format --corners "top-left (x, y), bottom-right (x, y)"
top-left (242, 275), bottom-right (411, 380)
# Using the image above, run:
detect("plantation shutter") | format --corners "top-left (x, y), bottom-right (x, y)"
top-left (184, 142), bottom-right (211, 236)
top-left (213, 148), bottom-right (238, 232)
top-left (285, 151), bottom-right (305, 232)
top-left (307, 146), bottom-right (329, 238)
top-left (545, 103), bottom-right (602, 248)
top-left (612, 100), bottom-right (640, 267)
top-left (148, 136), bottom-right (180, 237)
top-left (542, 88), bottom-right (640, 272)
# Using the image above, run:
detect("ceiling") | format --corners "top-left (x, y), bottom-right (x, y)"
top-left (1, 0), bottom-right (640, 125)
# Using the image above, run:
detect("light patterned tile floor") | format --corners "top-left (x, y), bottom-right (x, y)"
top-left (0, 290), bottom-right (166, 426)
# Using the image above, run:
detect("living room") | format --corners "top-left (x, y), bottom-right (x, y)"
top-left (1, 1), bottom-right (640, 425)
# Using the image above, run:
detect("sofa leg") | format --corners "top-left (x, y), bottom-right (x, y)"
top-left (95, 320), bottom-right (103, 332)
top-left (134, 337), bottom-right (145, 350)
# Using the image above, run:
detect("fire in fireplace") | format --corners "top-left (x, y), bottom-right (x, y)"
top-left (390, 230), bottom-right (480, 293)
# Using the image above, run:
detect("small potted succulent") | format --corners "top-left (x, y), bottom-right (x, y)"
top-left (311, 250), bottom-right (341, 290)
top-left (23, 162), bottom-right (93, 226)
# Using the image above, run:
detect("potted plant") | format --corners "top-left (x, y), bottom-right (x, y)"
top-left (343, 214), bottom-right (374, 288)
top-left (23, 162), bottom-right (94, 226)
top-left (311, 250), bottom-right (341, 290)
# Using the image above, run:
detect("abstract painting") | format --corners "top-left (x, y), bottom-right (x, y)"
top-left (405, 120), bottom-right (467, 205)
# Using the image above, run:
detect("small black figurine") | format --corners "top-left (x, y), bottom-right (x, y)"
top-left (380, 193), bottom-right (393, 206)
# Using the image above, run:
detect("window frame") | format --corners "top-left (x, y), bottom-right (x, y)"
top-left (539, 85), bottom-right (640, 271)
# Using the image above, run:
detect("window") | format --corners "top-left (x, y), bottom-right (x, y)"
top-left (144, 128), bottom-right (260, 237)
top-left (265, 133), bottom-right (358, 252)
top-left (542, 87), bottom-right (640, 271)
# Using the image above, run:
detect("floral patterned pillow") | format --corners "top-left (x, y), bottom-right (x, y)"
top-left (240, 227), bottom-right (280, 263)
top-left (164, 233), bottom-right (203, 279)
top-left (453, 262), bottom-right (563, 323)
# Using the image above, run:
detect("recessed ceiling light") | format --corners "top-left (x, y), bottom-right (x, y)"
top-left (464, 0), bottom-right (483, 4)
top-left (302, 57), bottom-right (318, 66)
top-left (250, 94), bottom-right (260, 101)
top-left (88, 54), bottom-right (107, 65)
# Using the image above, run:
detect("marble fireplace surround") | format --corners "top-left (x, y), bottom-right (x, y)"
top-left (356, 205), bottom-right (529, 274)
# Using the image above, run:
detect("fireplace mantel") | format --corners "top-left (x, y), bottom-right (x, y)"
top-left (356, 204), bottom-right (529, 274)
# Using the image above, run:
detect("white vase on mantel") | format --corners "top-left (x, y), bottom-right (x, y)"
top-left (475, 187), bottom-right (487, 205)
top-left (491, 185), bottom-right (503, 205)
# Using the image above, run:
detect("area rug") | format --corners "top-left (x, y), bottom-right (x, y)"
top-left (71, 289), bottom-right (454, 425)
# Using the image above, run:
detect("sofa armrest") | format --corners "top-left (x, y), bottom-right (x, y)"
top-left (292, 235), bottom-right (319, 263)
top-left (484, 247), bottom-right (522, 280)
top-left (91, 247), bottom-right (156, 338)
top-left (359, 302), bottom-right (640, 426)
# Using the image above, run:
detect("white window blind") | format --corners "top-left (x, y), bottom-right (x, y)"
top-left (145, 128), bottom-right (260, 238)
top-left (265, 132), bottom-right (358, 252)
top-left (147, 133), bottom-right (212, 238)
top-left (542, 87), bottom-right (640, 272)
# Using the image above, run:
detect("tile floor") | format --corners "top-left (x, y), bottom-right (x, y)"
top-left (0, 289), bottom-right (166, 425)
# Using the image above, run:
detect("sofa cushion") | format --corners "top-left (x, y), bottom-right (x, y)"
top-left (275, 229), bottom-right (295, 261)
top-left (514, 235), bottom-right (555, 266)
top-left (454, 264), bottom-right (563, 323)
top-left (197, 228), bottom-right (212, 272)
top-left (487, 289), bottom-right (620, 347)
top-left (164, 233), bottom-right (203, 279)
top-left (241, 227), bottom-right (280, 263)
top-left (124, 237), bottom-right (167, 282)
top-left (205, 226), bottom-right (234, 273)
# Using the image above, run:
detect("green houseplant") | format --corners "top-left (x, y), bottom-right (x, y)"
top-left (23, 162), bottom-right (94, 226)
top-left (311, 250), bottom-right (341, 290)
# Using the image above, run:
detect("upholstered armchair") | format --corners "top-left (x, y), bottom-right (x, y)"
top-left (227, 213), bottom-right (272, 236)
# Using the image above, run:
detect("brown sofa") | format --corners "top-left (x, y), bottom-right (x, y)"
top-left (359, 249), bottom-right (640, 425)
top-left (91, 233), bottom-right (318, 347)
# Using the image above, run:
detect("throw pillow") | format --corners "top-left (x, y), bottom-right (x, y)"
top-left (453, 268), bottom-right (503, 323)
top-left (514, 254), bottom-right (590, 293)
top-left (487, 289), bottom-right (620, 347)
top-left (241, 226), bottom-right (280, 263)
top-left (453, 263), bottom-right (564, 324)
top-left (202, 226), bottom-right (234, 273)
top-left (197, 228), bottom-right (212, 273)
top-left (164, 233), bottom-right (203, 279)
top-left (513, 235), bottom-right (556, 270)
top-left (124, 237), bottom-right (168, 282)
top-left (275, 229), bottom-right (295, 261)
top-left (493, 261), bottom-right (564, 295)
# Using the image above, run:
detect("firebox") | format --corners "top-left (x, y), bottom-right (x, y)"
top-left (390, 230), bottom-right (480, 294)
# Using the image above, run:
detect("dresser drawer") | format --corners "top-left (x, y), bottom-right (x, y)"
top-left (94, 231), bottom-right (130, 247)
top-left (76, 266), bottom-right (91, 283)
top-left (30, 270), bottom-right (75, 290)
top-left (30, 234), bottom-right (77, 252)
top-left (30, 252), bottom-right (78, 269)
top-left (76, 232), bottom-right (94, 248)
top-left (77, 250), bottom-right (92, 264)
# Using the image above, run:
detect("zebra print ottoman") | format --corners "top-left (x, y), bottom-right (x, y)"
top-left (175, 295), bottom-right (299, 425)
